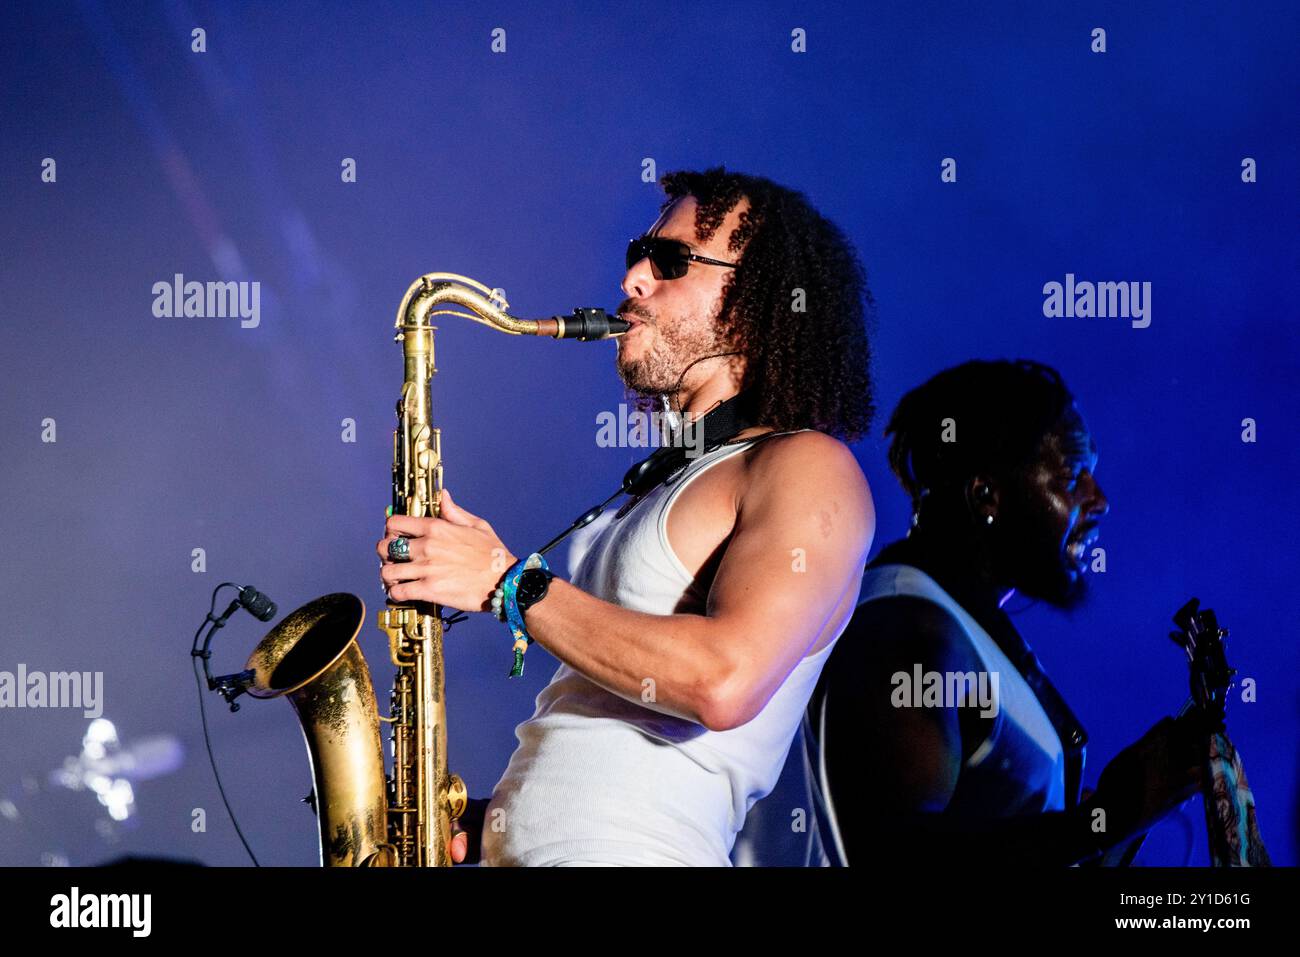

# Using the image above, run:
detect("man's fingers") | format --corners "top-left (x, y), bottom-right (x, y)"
top-left (438, 488), bottom-right (479, 528)
top-left (450, 828), bottom-right (468, 864)
top-left (385, 514), bottom-right (436, 538)
top-left (380, 561), bottom-right (429, 585)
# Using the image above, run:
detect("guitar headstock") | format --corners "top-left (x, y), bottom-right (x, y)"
top-left (1169, 598), bottom-right (1235, 732)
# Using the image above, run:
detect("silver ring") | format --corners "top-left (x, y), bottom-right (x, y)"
top-left (388, 537), bottom-right (411, 562)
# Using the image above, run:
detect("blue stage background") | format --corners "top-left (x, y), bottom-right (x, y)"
top-left (1, 0), bottom-right (1295, 866)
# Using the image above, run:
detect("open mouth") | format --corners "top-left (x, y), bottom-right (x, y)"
top-left (1065, 530), bottom-right (1099, 569)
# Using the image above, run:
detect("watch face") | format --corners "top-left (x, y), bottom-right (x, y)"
top-left (517, 569), bottom-right (550, 605)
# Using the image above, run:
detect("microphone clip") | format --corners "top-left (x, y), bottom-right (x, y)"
top-left (210, 669), bottom-right (256, 712)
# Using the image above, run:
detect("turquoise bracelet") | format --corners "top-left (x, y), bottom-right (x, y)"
top-left (494, 553), bottom-right (550, 678)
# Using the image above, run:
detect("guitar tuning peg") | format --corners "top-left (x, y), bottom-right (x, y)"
top-left (1172, 597), bottom-right (1200, 630)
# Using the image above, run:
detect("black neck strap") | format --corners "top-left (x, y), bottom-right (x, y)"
top-left (535, 391), bottom-right (761, 557)
top-left (620, 390), bottom-right (760, 497)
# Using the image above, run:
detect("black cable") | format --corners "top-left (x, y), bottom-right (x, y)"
top-left (190, 582), bottom-right (260, 866)
top-left (192, 652), bottom-right (260, 866)
top-left (662, 349), bottom-right (744, 427)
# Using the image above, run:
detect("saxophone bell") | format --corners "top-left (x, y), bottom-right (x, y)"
top-left (243, 593), bottom-right (394, 867)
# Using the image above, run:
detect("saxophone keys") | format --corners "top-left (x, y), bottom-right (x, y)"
top-left (445, 774), bottom-right (468, 819)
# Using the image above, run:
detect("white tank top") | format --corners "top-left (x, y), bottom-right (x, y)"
top-left (482, 430), bottom-right (843, 866)
top-left (805, 564), bottom-right (1067, 867)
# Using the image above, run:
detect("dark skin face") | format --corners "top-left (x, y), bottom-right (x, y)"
top-left (975, 404), bottom-right (1109, 608)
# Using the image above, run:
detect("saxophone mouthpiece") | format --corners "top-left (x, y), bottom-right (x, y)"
top-left (539, 307), bottom-right (631, 341)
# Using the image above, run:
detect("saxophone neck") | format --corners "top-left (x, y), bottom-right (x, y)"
top-left (396, 273), bottom-right (630, 341)
top-left (396, 273), bottom-right (536, 337)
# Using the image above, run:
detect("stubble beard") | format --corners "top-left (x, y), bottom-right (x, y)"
top-left (616, 312), bottom-right (728, 399)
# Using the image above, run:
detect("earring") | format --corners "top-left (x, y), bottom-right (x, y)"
top-left (984, 514), bottom-right (995, 526)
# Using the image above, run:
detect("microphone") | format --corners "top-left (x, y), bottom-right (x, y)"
top-left (194, 583), bottom-right (277, 712)
top-left (237, 585), bottom-right (277, 622)
top-left (540, 308), bottom-right (631, 341)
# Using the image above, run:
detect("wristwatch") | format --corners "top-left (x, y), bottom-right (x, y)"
top-left (515, 567), bottom-right (556, 614)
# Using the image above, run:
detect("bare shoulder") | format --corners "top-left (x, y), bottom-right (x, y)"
top-left (739, 429), bottom-right (875, 535)
top-left (744, 429), bottom-right (871, 497)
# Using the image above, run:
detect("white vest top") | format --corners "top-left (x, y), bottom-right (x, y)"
top-left (482, 430), bottom-right (842, 866)
top-left (805, 564), bottom-right (1067, 867)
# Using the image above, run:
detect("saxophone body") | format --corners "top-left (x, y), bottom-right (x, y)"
top-left (242, 274), bottom-right (625, 866)
top-left (372, 274), bottom-right (473, 867)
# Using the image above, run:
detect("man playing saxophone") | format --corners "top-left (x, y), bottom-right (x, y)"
top-left (376, 167), bottom-right (876, 865)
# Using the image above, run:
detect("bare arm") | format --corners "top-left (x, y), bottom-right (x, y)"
top-left (524, 432), bottom-right (874, 730)
top-left (823, 598), bottom-right (980, 820)
top-left (821, 598), bottom-right (1201, 865)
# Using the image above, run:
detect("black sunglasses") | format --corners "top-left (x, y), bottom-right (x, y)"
top-left (625, 236), bottom-right (738, 281)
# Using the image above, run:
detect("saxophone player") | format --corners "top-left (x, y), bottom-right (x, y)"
top-left (377, 167), bottom-right (877, 865)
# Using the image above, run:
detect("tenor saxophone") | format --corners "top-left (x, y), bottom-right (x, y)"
top-left (241, 274), bottom-right (625, 866)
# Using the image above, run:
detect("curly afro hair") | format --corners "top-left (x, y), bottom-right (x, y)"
top-left (657, 166), bottom-right (875, 442)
